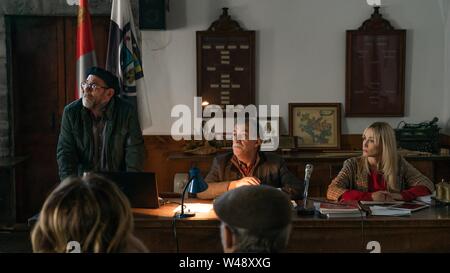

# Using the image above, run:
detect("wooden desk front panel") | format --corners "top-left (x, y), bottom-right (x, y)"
top-left (134, 223), bottom-right (222, 253)
top-left (288, 224), bottom-right (364, 252)
top-left (364, 226), bottom-right (450, 252)
top-left (133, 204), bottom-right (450, 253)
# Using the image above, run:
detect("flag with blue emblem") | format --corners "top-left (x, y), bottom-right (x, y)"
top-left (106, 0), bottom-right (152, 128)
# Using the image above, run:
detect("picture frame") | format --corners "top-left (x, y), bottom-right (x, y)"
top-left (289, 103), bottom-right (341, 150)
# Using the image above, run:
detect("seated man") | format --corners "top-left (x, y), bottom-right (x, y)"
top-left (197, 119), bottom-right (303, 200)
top-left (213, 185), bottom-right (293, 253)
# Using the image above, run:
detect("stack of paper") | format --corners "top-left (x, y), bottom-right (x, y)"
top-left (173, 203), bottom-right (213, 213)
top-left (360, 201), bottom-right (404, 206)
top-left (322, 211), bottom-right (366, 218)
top-left (369, 205), bottom-right (411, 216)
top-left (416, 194), bottom-right (434, 204)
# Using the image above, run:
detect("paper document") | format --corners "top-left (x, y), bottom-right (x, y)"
top-left (360, 201), bottom-right (404, 205)
top-left (173, 203), bottom-right (213, 213)
top-left (323, 211), bottom-right (366, 218)
top-left (416, 194), bottom-right (434, 204)
top-left (291, 200), bottom-right (298, 209)
top-left (369, 205), bottom-right (411, 216)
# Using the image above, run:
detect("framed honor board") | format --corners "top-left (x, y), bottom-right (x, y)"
top-left (345, 7), bottom-right (406, 117)
top-left (197, 8), bottom-right (255, 108)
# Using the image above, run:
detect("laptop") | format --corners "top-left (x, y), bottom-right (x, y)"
top-left (96, 172), bottom-right (160, 209)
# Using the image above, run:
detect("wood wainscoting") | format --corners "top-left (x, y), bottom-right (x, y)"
top-left (143, 134), bottom-right (450, 196)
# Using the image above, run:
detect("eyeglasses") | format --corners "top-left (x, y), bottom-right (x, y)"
top-left (81, 81), bottom-right (109, 92)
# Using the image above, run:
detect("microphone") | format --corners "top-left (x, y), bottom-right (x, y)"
top-left (297, 163), bottom-right (315, 215)
top-left (303, 164), bottom-right (313, 206)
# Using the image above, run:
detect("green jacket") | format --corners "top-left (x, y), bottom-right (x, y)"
top-left (57, 97), bottom-right (146, 180)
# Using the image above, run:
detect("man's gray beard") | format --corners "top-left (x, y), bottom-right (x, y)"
top-left (82, 97), bottom-right (94, 109)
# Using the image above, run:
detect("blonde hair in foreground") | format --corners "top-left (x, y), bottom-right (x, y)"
top-left (31, 174), bottom-right (134, 253)
top-left (362, 122), bottom-right (399, 191)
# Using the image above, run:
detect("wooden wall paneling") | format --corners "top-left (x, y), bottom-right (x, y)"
top-left (434, 161), bottom-right (450, 182)
top-left (10, 16), bottom-right (65, 220)
top-left (144, 134), bottom-right (450, 197)
top-left (143, 136), bottom-right (188, 192)
top-left (340, 134), bottom-right (362, 150)
top-left (441, 134), bottom-right (450, 148)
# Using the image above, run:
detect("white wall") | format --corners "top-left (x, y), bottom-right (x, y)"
top-left (140, 0), bottom-right (447, 135)
top-left (441, 0), bottom-right (450, 134)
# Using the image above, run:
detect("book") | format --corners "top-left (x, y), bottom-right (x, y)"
top-left (322, 211), bottom-right (366, 218)
top-left (319, 201), bottom-right (361, 214)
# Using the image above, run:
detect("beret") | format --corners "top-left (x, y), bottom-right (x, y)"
top-left (86, 67), bottom-right (120, 95)
top-left (213, 185), bottom-right (292, 231)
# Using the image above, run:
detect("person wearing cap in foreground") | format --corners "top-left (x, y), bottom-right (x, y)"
top-left (57, 67), bottom-right (145, 180)
top-left (213, 185), bottom-right (293, 253)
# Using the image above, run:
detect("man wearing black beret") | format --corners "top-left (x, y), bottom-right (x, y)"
top-left (57, 67), bottom-right (145, 180)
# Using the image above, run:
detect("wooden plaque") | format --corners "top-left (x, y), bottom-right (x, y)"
top-left (197, 8), bottom-right (255, 108)
top-left (346, 7), bottom-right (406, 117)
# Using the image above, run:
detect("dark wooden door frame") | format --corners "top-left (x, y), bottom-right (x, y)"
top-left (5, 15), bottom-right (109, 222)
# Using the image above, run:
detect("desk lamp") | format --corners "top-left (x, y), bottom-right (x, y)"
top-left (176, 167), bottom-right (208, 218)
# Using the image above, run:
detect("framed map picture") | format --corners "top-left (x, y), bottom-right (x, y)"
top-left (289, 103), bottom-right (341, 150)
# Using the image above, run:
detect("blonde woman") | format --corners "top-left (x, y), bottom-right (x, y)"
top-left (327, 122), bottom-right (434, 202)
top-left (31, 174), bottom-right (148, 253)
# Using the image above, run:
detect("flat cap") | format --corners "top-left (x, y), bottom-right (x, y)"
top-left (213, 185), bottom-right (292, 231)
top-left (86, 67), bottom-right (120, 95)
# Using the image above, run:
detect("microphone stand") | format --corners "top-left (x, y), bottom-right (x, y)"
top-left (297, 198), bottom-right (315, 215)
top-left (176, 177), bottom-right (195, 218)
top-left (297, 164), bottom-right (315, 215)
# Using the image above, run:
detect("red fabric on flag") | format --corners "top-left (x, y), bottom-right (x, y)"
top-left (76, 0), bottom-right (95, 58)
top-left (75, 0), bottom-right (97, 100)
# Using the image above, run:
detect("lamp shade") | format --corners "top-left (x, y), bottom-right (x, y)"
top-left (187, 167), bottom-right (208, 194)
top-left (175, 167), bottom-right (208, 219)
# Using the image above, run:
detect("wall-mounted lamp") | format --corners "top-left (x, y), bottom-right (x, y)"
top-left (366, 0), bottom-right (381, 6)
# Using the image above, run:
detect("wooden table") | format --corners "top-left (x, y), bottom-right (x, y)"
top-left (133, 199), bottom-right (450, 253)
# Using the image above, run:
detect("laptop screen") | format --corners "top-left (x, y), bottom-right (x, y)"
top-left (95, 172), bottom-right (160, 209)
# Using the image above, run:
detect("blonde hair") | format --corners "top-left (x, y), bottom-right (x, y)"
top-left (362, 122), bottom-right (399, 191)
top-left (31, 174), bottom-right (134, 253)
